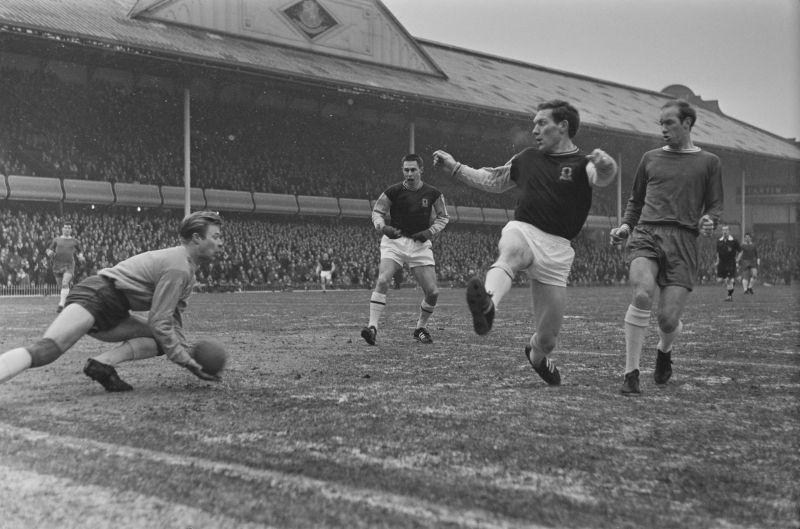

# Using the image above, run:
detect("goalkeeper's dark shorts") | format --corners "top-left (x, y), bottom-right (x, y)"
top-left (65, 275), bottom-right (132, 333)
top-left (626, 224), bottom-right (698, 291)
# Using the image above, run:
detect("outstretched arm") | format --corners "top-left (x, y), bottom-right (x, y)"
top-left (433, 150), bottom-right (515, 194)
top-left (585, 149), bottom-right (618, 188)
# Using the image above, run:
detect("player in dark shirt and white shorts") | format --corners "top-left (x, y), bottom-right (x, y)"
top-left (434, 99), bottom-right (618, 385)
top-left (611, 99), bottom-right (724, 394)
top-left (360, 154), bottom-right (449, 346)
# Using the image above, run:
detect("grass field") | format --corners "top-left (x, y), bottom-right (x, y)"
top-left (0, 284), bottom-right (797, 529)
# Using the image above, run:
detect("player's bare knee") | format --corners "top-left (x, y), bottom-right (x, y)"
top-left (658, 315), bottom-right (680, 334)
top-left (27, 338), bottom-right (64, 367)
top-left (632, 290), bottom-right (653, 308)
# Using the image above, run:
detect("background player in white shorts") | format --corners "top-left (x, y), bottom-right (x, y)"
top-left (360, 154), bottom-right (449, 345)
top-left (434, 99), bottom-right (617, 385)
top-left (316, 252), bottom-right (335, 292)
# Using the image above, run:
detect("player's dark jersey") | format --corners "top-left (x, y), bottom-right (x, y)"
top-left (50, 236), bottom-right (81, 266)
top-left (385, 182), bottom-right (442, 236)
top-left (739, 242), bottom-right (758, 267)
top-left (319, 258), bottom-right (333, 272)
top-left (510, 147), bottom-right (591, 240)
top-left (716, 236), bottom-right (740, 264)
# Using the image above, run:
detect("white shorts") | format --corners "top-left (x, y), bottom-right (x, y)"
top-left (320, 270), bottom-right (332, 282)
top-left (380, 236), bottom-right (435, 268)
top-left (502, 221), bottom-right (574, 287)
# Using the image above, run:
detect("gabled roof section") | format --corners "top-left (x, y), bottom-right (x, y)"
top-left (128, 0), bottom-right (445, 77)
top-left (0, 0), bottom-right (798, 160)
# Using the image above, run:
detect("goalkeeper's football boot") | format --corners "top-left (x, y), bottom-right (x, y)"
top-left (413, 327), bottom-right (433, 344)
top-left (83, 358), bottom-right (133, 392)
top-left (654, 349), bottom-right (673, 385)
top-left (360, 325), bottom-right (377, 346)
top-left (525, 346), bottom-right (561, 386)
top-left (620, 369), bottom-right (640, 395)
top-left (466, 277), bottom-right (495, 335)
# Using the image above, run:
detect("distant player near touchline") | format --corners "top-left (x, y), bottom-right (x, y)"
top-left (47, 222), bottom-right (85, 313)
top-left (360, 153), bottom-right (449, 346)
top-left (738, 232), bottom-right (759, 295)
top-left (0, 211), bottom-right (224, 392)
top-left (716, 225), bottom-right (741, 302)
top-left (316, 252), bottom-right (335, 292)
top-left (433, 99), bottom-right (617, 386)
top-left (611, 98), bottom-right (723, 395)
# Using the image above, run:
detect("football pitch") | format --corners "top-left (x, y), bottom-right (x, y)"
top-left (0, 285), bottom-right (797, 529)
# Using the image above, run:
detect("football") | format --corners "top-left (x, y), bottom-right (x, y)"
top-left (190, 339), bottom-right (227, 375)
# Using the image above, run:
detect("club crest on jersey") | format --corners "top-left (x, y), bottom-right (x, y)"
top-left (558, 166), bottom-right (574, 182)
top-left (421, 198), bottom-right (429, 208)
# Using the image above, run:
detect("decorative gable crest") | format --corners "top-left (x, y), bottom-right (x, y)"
top-left (281, 0), bottom-right (338, 40)
top-left (130, 0), bottom-right (445, 77)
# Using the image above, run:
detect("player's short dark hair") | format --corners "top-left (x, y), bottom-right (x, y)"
top-left (661, 99), bottom-right (697, 128)
top-left (180, 210), bottom-right (222, 241)
top-left (537, 99), bottom-right (580, 138)
top-left (402, 153), bottom-right (424, 169)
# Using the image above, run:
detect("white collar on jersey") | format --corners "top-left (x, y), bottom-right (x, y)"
top-left (547, 146), bottom-right (580, 156)
top-left (662, 146), bottom-right (702, 153)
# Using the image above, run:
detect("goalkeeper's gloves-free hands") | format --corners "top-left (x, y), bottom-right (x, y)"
top-left (381, 225), bottom-right (403, 239)
top-left (184, 360), bottom-right (221, 382)
top-left (409, 230), bottom-right (432, 242)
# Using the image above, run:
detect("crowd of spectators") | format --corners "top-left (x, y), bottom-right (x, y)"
top-left (0, 67), bottom-right (618, 216)
top-left (2, 206), bottom-right (797, 293)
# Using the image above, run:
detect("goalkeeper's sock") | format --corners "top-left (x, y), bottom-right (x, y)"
top-left (95, 337), bottom-right (159, 366)
top-left (0, 348), bottom-right (32, 383)
top-left (416, 300), bottom-right (435, 329)
top-left (368, 292), bottom-right (387, 329)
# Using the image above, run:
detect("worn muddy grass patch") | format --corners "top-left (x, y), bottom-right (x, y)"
top-left (0, 285), bottom-right (797, 528)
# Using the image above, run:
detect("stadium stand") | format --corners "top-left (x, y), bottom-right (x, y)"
top-left (63, 179), bottom-right (114, 206)
top-left (0, 0), bottom-right (796, 295)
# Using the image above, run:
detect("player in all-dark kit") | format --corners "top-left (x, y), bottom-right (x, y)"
top-left (316, 252), bottom-right (336, 292)
top-left (433, 99), bottom-right (618, 385)
top-left (738, 233), bottom-right (759, 294)
top-left (716, 225), bottom-right (741, 301)
top-left (0, 211), bottom-right (224, 392)
top-left (360, 153), bottom-right (449, 346)
top-left (611, 99), bottom-right (723, 395)
top-left (47, 222), bottom-right (85, 313)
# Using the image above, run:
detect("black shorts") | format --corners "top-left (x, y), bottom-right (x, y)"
top-left (626, 224), bottom-right (698, 291)
top-left (717, 261), bottom-right (737, 279)
top-left (65, 275), bottom-right (131, 333)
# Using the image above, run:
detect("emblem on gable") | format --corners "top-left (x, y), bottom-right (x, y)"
top-left (282, 0), bottom-right (338, 40)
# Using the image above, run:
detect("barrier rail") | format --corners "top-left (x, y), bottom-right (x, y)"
top-left (63, 178), bottom-right (114, 205)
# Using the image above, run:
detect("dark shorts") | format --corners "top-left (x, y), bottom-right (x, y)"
top-left (53, 261), bottom-right (75, 276)
top-left (716, 261), bottom-right (737, 279)
top-left (626, 224), bottom-right (698, 291)
top-left (65, 275), bottom-right (131, 333)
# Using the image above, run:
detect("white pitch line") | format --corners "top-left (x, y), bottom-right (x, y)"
top-left (0, 423), bottom-right (554, 529)
top-left (0, 465), bottom-right (278, 529)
